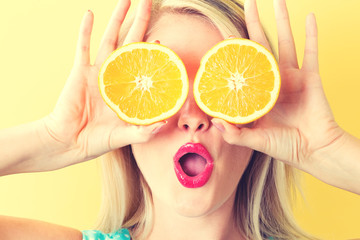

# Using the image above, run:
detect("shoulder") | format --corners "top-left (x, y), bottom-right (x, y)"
top-left (82, 228), bottom-right (131, 240)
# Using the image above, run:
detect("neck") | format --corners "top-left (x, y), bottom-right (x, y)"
top-left (145, 191), bottom-right (245, 240)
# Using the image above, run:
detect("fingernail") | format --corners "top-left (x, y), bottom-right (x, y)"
top-left (152, 120), bottom-right (167, 134)
top-left (150, 39), bottom-right (160, 44)
top-left (212, 120), bottom-right (225, 132)
top-left (228, 35), bottom-right (236, 39)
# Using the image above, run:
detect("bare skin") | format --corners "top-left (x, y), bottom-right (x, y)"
top-left (133, 12), bottom-right (251, 240)
top-left (212, 0), bottom-right (360, 195)
top-left (0, 0), bottom-right (165, 176)
top-left (0, 0), bottom-right (359, 239)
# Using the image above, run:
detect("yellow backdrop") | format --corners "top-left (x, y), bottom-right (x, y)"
top-left (0, 0), bottom-right (359, 239)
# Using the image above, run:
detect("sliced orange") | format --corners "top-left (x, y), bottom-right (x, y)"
top-left (194, 38), bottom-right (281, 124)
top-left (99, 42), bottom-right (188, 125)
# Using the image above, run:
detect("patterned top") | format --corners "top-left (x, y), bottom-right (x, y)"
top-left (82, 228), bottom-right (275, 240)
top-left (82, 228), bottom-right (131, 240)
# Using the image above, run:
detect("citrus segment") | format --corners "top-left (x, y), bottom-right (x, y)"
top-left (194, 38), bottom-right (281, 124)
top-left (99, 42), bottom-right (188, 125)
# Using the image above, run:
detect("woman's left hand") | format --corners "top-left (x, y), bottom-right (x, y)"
top-left (212, 0), bottom-right (345, 178)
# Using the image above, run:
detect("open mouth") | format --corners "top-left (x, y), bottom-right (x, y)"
top-left (179, 153), bottom-right (207, 177)
top-left (174, 143), bottom-right (214, 188)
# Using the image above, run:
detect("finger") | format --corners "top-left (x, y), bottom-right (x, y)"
top-left (211, 118), bottom-right (269, 154)
top-left (110, 120), bottom-right (168, 148)
top-left (274, 0), bottom-right (298, 68)
top-left (122, 0), bottom-right (152, 46)
top-left (74, 10), bottom-right (94, 65)
top-left (95, 0), bottom-right (131, 66)
top-left (302, 13), bottom-right (319, 73)
top-left (244, 0), bottom-right (272, 51)
top-left (150, 120), bottom-right (168, 135)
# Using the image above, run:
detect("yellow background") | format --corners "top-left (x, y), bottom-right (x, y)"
top-left (0, 0), bottom-right (359, 239)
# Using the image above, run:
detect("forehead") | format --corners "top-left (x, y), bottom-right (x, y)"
top-left (145, 13), bottom-right (224, 74)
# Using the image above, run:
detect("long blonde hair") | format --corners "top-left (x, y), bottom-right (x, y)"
top-left (95, 1), bottom-right (315, 239)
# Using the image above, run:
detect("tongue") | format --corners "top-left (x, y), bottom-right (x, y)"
top-left (179, 153), bottom-right (207, 177)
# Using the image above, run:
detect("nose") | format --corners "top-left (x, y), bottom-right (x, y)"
top-left (177, 95), bottom-right (210, 134)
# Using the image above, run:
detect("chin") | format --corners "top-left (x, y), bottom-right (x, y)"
top-left (172, 193), bottom-right (218, 218)
top-left (170, 177), bottom-right (234, 218)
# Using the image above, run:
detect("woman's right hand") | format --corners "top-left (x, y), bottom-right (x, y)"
top-left (42, 0), bottom-right (165, 169)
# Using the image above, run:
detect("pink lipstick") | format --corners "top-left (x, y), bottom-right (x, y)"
top-left (174, 143), bottom-right (214, 188)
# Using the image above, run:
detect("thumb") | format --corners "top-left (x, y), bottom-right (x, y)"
top-left (109, 120), bottom-right (168, 149)
top-left (211, 118), bottom-right (270, 154)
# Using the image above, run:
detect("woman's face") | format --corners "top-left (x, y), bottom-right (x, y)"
top-left (131, 13), bottom-right (253, 217)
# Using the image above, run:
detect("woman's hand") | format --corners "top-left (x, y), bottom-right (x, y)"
top-left (42, 0), bottom-right (165, 168)
top-left (211, 0), bottom-right (358, 190)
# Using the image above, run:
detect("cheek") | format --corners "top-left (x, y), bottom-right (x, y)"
top-left (131, 144), bottom-right (153, 177)
top-left (131, 142), bottom-right (174, 189)
top-left (215, 146), bottom-right (253, 191)
top-left (230, 147), bottom-right (253, 173)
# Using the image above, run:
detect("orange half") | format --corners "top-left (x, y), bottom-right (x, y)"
top-left (99, 42), bottom-right (189, 125)
top-left (193, 38), bottom-right (281, 124)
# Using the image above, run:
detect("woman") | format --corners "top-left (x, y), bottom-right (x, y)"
top-left (0, 0), bottom-right (359, 239)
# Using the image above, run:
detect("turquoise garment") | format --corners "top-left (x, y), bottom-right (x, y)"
top-left (82, 228), bottom-right (274, 240)
top-left (82, 228), bottom-right (131, 240)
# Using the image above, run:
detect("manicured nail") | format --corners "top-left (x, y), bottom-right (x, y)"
top-left (212, 120), bottom-right (225, 132)
top-left (154, 40), bottom-right (160, 44)
top-left (152, 120), bottom-right (167, 134)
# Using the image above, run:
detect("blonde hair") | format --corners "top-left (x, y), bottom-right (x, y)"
top-left (95, 1), bottom-right (316, 239)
